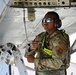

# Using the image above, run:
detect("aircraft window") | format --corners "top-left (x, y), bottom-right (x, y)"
top-left (62, 1), bottom-right (65, 4)
top-left (39, 2), bottom-right (42, 5)
top-left (29, 2), bottom-right (32, 5)
top-left (43, 2), bottom-right (46, 5)
top-left (48, 2), bottom-right (50, 5)
top-left (52, 2), bottom-right (56, 5)
top-left (18, 2), bottom-right (23, 5)
top-left (25, 2), bottom-right (28, 5)
top-left (34, 2), bottom-right (37, 5)
top-left (14, 2), bottom-right (17, 4)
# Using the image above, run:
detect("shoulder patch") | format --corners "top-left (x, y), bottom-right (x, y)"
top-left (57, 48), bottom-right (63, 56)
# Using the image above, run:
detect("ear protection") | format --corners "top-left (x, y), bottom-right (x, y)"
top-left (42, 11), bottom-right (62, 28)
top-left (54, 19), bottom-right (62, 28)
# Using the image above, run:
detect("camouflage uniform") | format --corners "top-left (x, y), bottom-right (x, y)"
top-left (26, 29), bottom-right (70, 75)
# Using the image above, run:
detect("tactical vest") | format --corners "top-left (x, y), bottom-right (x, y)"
top-left (38, 29), bottom-right (70, 68)
top-left (38, 32), bottom-right (56, 58)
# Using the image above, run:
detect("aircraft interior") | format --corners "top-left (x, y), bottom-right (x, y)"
top-left (0, 0), bottom-right (76, 75)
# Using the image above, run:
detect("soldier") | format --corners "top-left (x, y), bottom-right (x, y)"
top-left (25, 11), bottom-right (70, 75)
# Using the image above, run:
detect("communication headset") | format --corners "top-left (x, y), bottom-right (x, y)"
top-left (53, 12), bottom-right (62, 28)
top-left (42, 11), bottom-right (62, 28)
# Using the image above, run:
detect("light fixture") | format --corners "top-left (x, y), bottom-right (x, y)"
top-left (27, 8), bottom-right (35, 22)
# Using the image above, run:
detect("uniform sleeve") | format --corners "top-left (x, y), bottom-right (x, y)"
top-left (35, 36), bottom-right (69, 70)
top-left (25, 32), bottom-right (44, 57)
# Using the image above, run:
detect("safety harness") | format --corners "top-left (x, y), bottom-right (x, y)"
top-left (42, 34), bottom-right (53, 56)
top-left (41, 30), bottom-right (69, 57)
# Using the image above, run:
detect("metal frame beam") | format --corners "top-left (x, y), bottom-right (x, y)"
top-left (9, 0), bottom-right (76, 8)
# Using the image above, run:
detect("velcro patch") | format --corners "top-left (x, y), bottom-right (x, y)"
top-left (57, 48), bottom-right (63, 56)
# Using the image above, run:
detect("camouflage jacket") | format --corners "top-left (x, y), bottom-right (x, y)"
top-left (27, 29), bottom-right (70, 71)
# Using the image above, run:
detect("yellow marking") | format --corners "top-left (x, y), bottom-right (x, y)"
top-left (43, 48), bottom-right (52, 56)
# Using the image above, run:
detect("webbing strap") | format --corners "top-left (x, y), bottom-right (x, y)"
top-left (42, 33), bottom-right (53, 56)
top-left (43, 48), bottom-right (52, 56)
